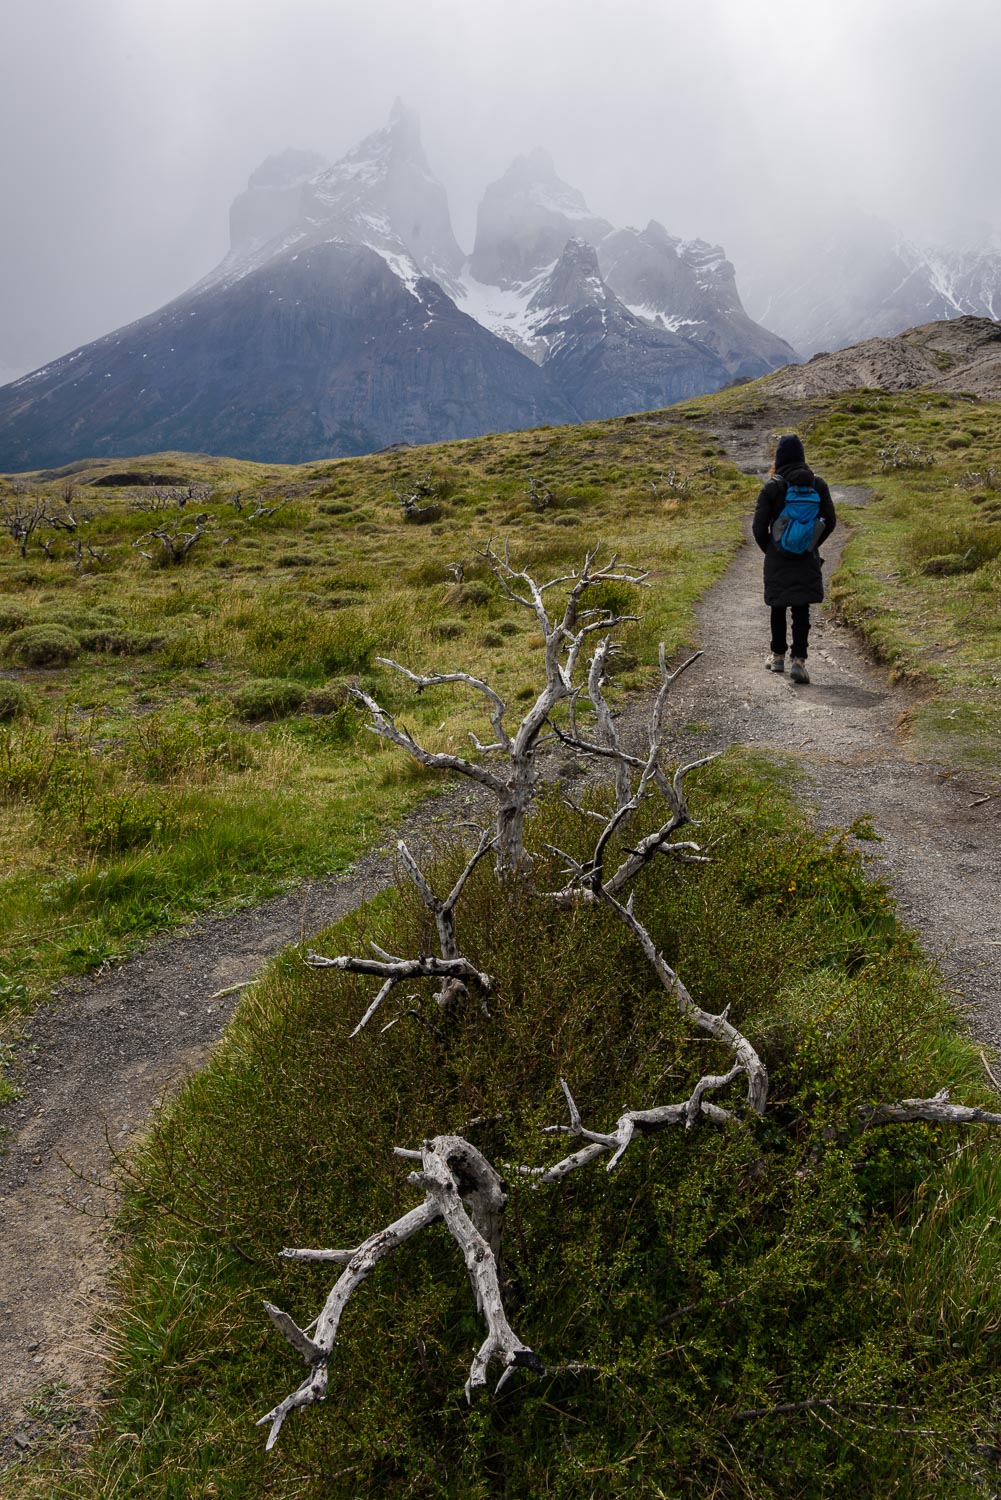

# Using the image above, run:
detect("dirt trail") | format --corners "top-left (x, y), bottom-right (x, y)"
top-left (2, 420), bottom-right (1000, 1457)
top-left (0, 785), bottom-right (488, 1456)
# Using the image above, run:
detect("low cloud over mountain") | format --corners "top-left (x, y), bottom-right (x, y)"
top-left (0, 104), bottom-right (795, 470)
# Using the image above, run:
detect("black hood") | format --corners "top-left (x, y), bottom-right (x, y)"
top-left (777, 462), bottom-right (815, 486)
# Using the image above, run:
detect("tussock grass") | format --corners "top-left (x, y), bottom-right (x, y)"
top-left (0, 418), bottom-right (752, 1015)
top-left (16, 756), bottom-right (1001, 1497)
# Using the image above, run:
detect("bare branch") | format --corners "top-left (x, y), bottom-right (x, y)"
top-left (376, 658), bottom-right (512, 752)
top-left (512, 1074), bottom-right (735, 1184)
top-left (588, 637), bottom-right (632, 811)
top-left (308, 832), bottom-right (495, 1031)
top-left (259, 1136), bottom-right (541, 1448)
top-left (601, 889), bottom-right (769, 1115)
top-left (351, 686), bottom-right (505, 795)
top-left (257, 1198), bottom-right (440, 1449)
top-left (861, 1089), bottom-right (1001, 1129)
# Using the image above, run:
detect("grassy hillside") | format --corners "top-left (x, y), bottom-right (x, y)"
top-left (4, 374), bottom-right (1001, 1496)
top-left (686, 381), bottom-right (1001, 772)
top-left (0, 416), bottom-right (747, 1025)
top-left (15, 761), bottom-right (1001, 1498)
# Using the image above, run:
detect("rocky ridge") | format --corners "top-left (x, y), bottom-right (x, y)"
top-left (762, 315), bottom-right (1001, 401)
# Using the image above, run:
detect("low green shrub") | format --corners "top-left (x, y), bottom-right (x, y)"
top-left (444, 581), bottom-right (493, 609)
top-left (430, 617), bottom-right (465, 640)
top-left (79, 627), bottom-right (161, 654)
top-left (0, 599), bottom-right (31, 633)
top-left (60, 767), bottom-right (1001, 1498)
top-left (125, 710), bottom-right (255, 781)
top-left (3, 623), bottom-right (80, 666)
top-left (231, 678), bottom-right (308, 721)
top-left (0, 680), bottom-right (39, 721)
top-left (907, 521), bottom-right (1001, 573)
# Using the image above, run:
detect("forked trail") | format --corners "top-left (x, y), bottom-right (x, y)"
top-left (1, 433), bottom-right (1000, 1456)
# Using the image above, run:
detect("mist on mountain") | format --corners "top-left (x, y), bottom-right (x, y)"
top-left (0, 106), bottom-right (794, 469)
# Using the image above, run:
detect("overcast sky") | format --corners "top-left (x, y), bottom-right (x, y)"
top-left (2, 0), bottom-right (999, 381)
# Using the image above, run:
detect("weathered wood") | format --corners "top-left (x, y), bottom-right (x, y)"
top-left (259, 1135), bottom-right (540, 1449)
top-left (861, 1089), bottom-right (1001, 1128)
top-left (352, 548), bottom-right (650, 876)
top-left (307, 831), bottom-right (495, 1033)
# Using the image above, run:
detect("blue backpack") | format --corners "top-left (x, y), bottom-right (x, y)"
top-left (775, 484), bottom-right (822, 554)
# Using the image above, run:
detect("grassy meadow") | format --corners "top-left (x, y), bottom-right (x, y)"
top-left (14, 758), bottom-right (1001, 1497)
top-left (4, 375), bottom-right (1001, 1497)
top-left (0, 414), bottom-right (748, 1028)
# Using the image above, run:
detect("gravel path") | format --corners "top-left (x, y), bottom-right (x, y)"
top-left (2, 419), bottom-right (999, 1457)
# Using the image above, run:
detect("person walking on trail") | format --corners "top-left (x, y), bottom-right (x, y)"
top-left (752, 433), bottom-right (836, 685)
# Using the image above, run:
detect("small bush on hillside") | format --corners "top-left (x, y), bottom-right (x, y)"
top-left (302, 681), bottom-right (354, 715)
top-left (231, 678), bottom-right (307, 721)
top-left (430, 617), bottom-right (464, 640)
top-left (125, 711), bottom-right (255, 781)
top-left (444, 581), bottom-right (493, 609)
top-left (0, 680), bottom-right (39, 721)
top-left (908, 521), bottom-right (1001, 574)
top-left (0, 600), bottom-right (31, 633)
top-left (3, 623), bottom-right (80, 667)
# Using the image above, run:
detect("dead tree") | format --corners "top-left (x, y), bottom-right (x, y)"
top-left (1, 493), bottom-right (48, 558)
top-left (352, 546), bottom-right (649, 877)
top-left (72, 538), bottom-right (107, 571)
top-left (258, 1134), bottom-right (542, 1449)
top-left (394, 473), bottom-right (441, 524)
top-left (132, 514), bottom-right (215, 565)
top-left (259, 542), bottom-right (1001, 1445)
top-left (549, 642), bottom-right (716, 901)
top-left (306, 830), bottom-right (496, 1035)
top-left (527, 474), bottom-right (553, 512)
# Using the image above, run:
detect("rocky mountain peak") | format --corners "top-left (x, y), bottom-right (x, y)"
top-left (527, 237), bottom-right (614, 317)
top-left (387, 96), bottom-right (421, 148)
top-left (469, 151), bottom-right (612, 290)
top-left (229, 149), bottom-right (329, 258)
top-left (218, 103), bottom-right (464, 297)
top-left (246, 149), bottom-right (329, 194)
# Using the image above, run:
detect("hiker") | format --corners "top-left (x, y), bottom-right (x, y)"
top-left (752, 433), bottom-right (836, 684)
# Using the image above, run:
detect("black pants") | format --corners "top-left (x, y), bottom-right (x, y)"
top-left (770, 604), bottom-right (810, 659)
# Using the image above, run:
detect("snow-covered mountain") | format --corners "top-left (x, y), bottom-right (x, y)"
top-left (509, 238), bottom-right (728, 419)
top-left (202, 99), bottom-right (464, 299)
top-left (458, 154), bottom-right (793, 381)
top-left (741, 214), bottom-right (1001, 356)
top-left (0, 105), bottom-right (795, 470)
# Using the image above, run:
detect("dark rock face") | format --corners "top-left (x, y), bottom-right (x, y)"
top-left (0, 106), bottom-right (797, 471)
top-left (531, 240), bottom-right (728, 419)
top-left (598, 223), bottom-right (796, 378)
top-left (0, 246), bottom-right (575, 469)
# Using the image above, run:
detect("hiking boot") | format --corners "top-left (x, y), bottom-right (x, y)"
top-left (765, 652), bottom-right (785, 673)
top-left (789, 657), bottom-right (810, 684)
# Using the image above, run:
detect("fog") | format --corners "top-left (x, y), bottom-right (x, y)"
top-left (2, 0), bottom-right (999, 380)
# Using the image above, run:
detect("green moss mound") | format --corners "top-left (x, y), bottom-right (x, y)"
top-left (0, 599), bottom-right (31, 633)
top-left (56, 765), bottom-right (1001, 1499)
top-left (3, 622), bottom-right (80, 666)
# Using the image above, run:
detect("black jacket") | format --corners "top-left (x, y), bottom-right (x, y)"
top-left (752, 463), bottom-right (836, 607)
